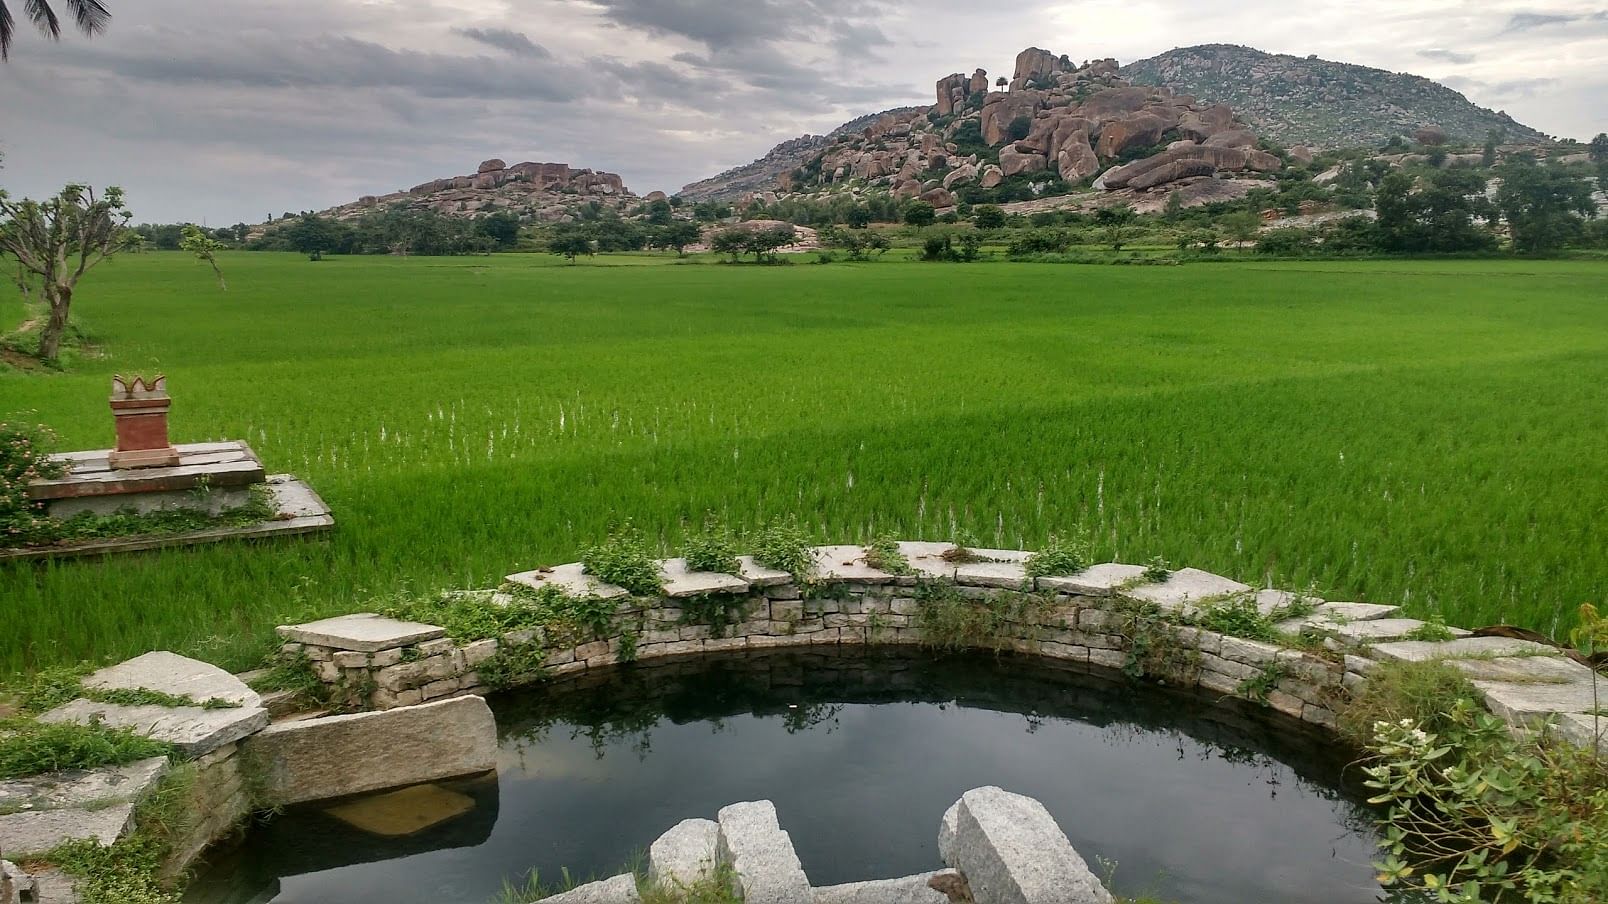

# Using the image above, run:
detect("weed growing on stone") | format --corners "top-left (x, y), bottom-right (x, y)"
top-left (581, 521), bottom-right (663, 596)
top-left (678, 593), bottom-right (751, 638)
top-left (1235, 662), bottom-right (1289, 706)
top-left (1024, 530), bottom-right (1091, 578)
top-left (1116, 601), bottom-right (1202, 684)
top-left (44, 834), bottom-right (179, 904)
top-left (1403, 615), bottom-right (1456, 643)
top-left (1141, 557), bottom-right (1171, 584)
top-left (476, 642), bottom-right (551, 692)
top-left (245, 651), bottom-right (327, 706)
top-left (0, 718), bottom-right (172, 780)
top-left (681, 514), bottom-right (740, 575)
top-left (862, 533), bottom-right (912, 575)
top-left (913, 582), bottom-right (1049, 652)
top-left (750, 517), bottom-right (813, 581)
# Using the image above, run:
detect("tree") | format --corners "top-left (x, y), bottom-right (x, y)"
top-left (1094, 204), bottom-right (1135, 251)
top-left (845, 204), bottom-right (873, 229)
top-left (0, 183), bottom-right (134, 362)
top-left (1495, 156), bottom-right (1596, 255)
top-left (742, 224), bottom-right (796, 262)
top-left (652, 221), bottom-right (701, 256)
top-left (1589, 133), bottom-right (1608, 165)
top-left (0, 0), bottom-right (109, 60)
top-left (1218, 210), bottom-right (1261, 248)
top-left (285, 213), bottom-right (341, 260)
top-left (903, 201), bottom-right (936, 227)
top-left (180, 224), bottom-right (227, 291)
top-left (710, 228), bottom-right (747, 262)
top-left (1373, 169), bottom-right (1495, 253)
top-left (995, 76), bottom-right (1008, 89)
top-left (548, 225), bottom-right (593, 262)
top-left (973, 205), bottom-right (1006, 229)
top-left (1482, 129), bottom-right (1503, 168)
top-left (644, 199), bottom-right (674, 227)
top-left (474, 212), bottom-right (520, 250)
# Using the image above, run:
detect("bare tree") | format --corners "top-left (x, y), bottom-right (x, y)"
top-left (0, 184), bottom-right (135, 361)
top-left (0, 0), bottom-right (110, 60)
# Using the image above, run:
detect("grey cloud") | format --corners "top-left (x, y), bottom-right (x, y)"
top-left (1503, 12), bottom-right (1578, 31)
top-left (1418, 48), bottom-right (1475, 64)
top-left (453, 27), bottom-right (550, 58)
top-left (56, 31), bottom-right (583, 101)
top-left (589, 0), bottom-right (892, 49)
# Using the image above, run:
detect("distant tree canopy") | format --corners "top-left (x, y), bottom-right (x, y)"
top-left (1373, 169), bottom-right (1496, 254)
top-left (1495, 155), bottom-right (1597, 255)
top-left (903, 201), bottom-right (936, 227)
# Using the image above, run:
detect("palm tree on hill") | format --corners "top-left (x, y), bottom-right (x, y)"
top-left (0, 0), bottom-right (110, 60)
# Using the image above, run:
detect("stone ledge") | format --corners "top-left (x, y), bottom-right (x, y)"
top-left (277, 613), bottom-right (446, 652)
top-left (39, 699), bottom-right (267, 759)
top-left (505, 562), bottom-right (631, 600)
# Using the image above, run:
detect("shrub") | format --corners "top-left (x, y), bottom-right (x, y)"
top-left (581, 521), bottom-right (664, 596)
top-left (973, 205), bottom-right (1006, 229)
top-left (1141, 557), bottom-right (1172, 583)
top-left (903, 201), bottom-right (936, 227)
top-left (1024, 531), bottom-right (1091, 578)
top-left (1339, 658), bottom-right (1480, 744)
top-left (751, 517), bottom-right (814, 580)
top-left (683, 514), bottom-right (740, 575)
top-left (1362, 697), bottom-right (1608, 902)
top-left (1, 419), bottom-right (65, 545)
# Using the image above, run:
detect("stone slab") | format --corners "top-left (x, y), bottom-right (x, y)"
top-left (0, 757), bottom-right (168, 814)
top-left (715, 800), bottom-right (812, 904)
top-left (657, 558), bottom-right (749, 598)
top-left (540, 874), bottom-right (640, 904)
top-left (1275, 602), bottom-right (1401, 634)
top-left (83, 651), bottom-right (261, 708)
top-left (39, 699), bottom-right (267, 758)
top-left (44, 485), bottom-right (255, 519)
top-left (504, 562), bottom-right (631, 600)
top-left (1122, 568), bottom-right (1250, 614)
top-left (955, 561), bottom-right (1031, 590)
top-left (1330, 619), bottom-right (1471, 645)
top-left (1036, 563), bottom-right (1147, 596)
top-left (1369, 636), bottom-right (1560, 663)
top-left (1450, 655), bottom-right (1593, 685)
top-left (1474, 677), bottom-right (1604, 725)
top-left (814, 871), bottom-right (958, 904)
top-left (736, 556), bottom-right (792, 588)
top-left (1553, 713), bottom-right (1606, 754)
top-left (809, 546), bottom-right (896, 584)
top-left (277, 613), bottom-right (445, 653)
top-left (648, 817), bottom-right (719, 888)
top-left (898, 542), bottom-right (959, 580)
top-left (323, 783), bottom-right (476, 836)
top-left (0, 803), bottom-right (134, 858)
top-left (1, 475), bottom-right (333, 562)
top-left (946, 786), bottom-right (1112, 904)
top-left (243, 696), bottom-right (497, 807)
top-left (29, 442), bottom-right (264, 500)
top-left (970, 548), bottom-right (1030, 563)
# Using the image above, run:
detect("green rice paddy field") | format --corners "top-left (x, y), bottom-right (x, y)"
top-left (2, 252), bottom-right (1605, 675)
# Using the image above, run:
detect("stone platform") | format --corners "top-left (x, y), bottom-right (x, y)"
top-left (5, 473), bottom-right (333, 561)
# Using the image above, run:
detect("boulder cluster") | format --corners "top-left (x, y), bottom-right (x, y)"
top-left (318, 159), bottom-right (637, 225)
top-left (785, 47), bottom-right (1286, 213)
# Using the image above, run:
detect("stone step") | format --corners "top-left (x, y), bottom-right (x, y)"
top-left (1036, 563), bottom-right (1147, 596)
top-left (656, 558), bottom-right (748, 598)
top-left (83, 651), bottom-right (260, 709)
top-left (1368, 636), bottom-right (1559, 663)
top-left (277, 613), bottom-right (445, 652)
top-left (1120, 567), bottom-right (1251, 615)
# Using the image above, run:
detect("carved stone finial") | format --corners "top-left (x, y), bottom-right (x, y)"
top-left (108, 375), bottom-right (179, 469)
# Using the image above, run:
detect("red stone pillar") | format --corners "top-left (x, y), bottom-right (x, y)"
top-left (108, 375), bottom-right (181, 469)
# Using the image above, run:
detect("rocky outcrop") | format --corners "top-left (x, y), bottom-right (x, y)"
top-left (307, 157), bottom-right (641, 226)
top-left (1124, 44), bottom-right (1548, 148)
top-left (999, 146), bottom-right (1046, 177)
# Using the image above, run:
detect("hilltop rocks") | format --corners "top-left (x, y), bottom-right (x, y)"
top-left (999, 146), bottom-right (1046, 177)
top-left (477, 158), bottom-right (506, 174)
top-left (1095, 112), bottom-right (1169, 157)
top-left (312, 157), bottom-right (638, 227)
top-left (1413, 125), bottom-right (1448, 146)
top-left (691, 45), bottom-right (1289, 205)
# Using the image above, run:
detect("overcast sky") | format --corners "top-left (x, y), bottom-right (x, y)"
top-left (0, 0), bottom-right (1602, 223)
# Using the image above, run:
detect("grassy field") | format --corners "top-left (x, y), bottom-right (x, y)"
top-left (2, 252), bottom-right (1604, 676)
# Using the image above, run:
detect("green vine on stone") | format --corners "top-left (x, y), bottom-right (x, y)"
top-left (751, 517), bottom-right (814, 581)
top-left (682, 513), bottom-right (741, 575)
top-left (581, 520), bottom-right (664, 596)
top-left (1024, 530), bottom-right (1092, 578)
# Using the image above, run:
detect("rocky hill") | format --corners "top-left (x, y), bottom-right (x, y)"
top-left (691, 47), bottom-right (1292, 212)
top-left (1123, 45), bottom-right (1549, 149)
top-left (678, 108), bottom-right (920, 203)
top-left (314, 158), bottom-right (638, 224)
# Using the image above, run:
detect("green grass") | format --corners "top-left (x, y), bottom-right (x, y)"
top-left (1, 252), bottom-right (1605, 675)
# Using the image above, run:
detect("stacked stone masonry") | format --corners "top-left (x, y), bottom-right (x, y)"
top-left (276, 543), bottom-right (1604, 760)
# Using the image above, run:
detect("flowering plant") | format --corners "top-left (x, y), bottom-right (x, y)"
top-left (1, 419), bottom-right (64, 545)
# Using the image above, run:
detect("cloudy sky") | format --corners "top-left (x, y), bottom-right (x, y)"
top-left (0, 0), bottom-right (1602, 223)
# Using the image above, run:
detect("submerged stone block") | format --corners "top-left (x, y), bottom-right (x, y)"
top-left (541, 874), bottom-right (639, 903)
top-left (814, 870), bottom-right (959, 903)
